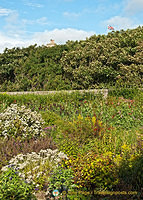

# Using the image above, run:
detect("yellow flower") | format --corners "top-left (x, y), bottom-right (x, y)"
top-left (92, 116), bottom-right (96, 124)
top-left (2, 92), bottom-right (7, 95)
top-left (121, 144), bottom-right (127, 149)
top-left (85, 117), bottom-right (90, 121)
top-left (98, 120), bottom-right (102, 126)
top-left (104, 151), bottom-right (113, 158)
top-left (121, 144), bottom-right (130, 152)
top-left (113, 154), bottom-right (122, 166)
top-left (78, 114), bottom-right (83, 120)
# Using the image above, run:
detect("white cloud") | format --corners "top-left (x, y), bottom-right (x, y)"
top-left (36, 17), bottom-right (49, 25)
top-left (22, 17), bottom-right (50, 26)
top-left (0, 32), bottom-right (31, 53)
top-left (23, 0), bottom-right (43, 8)
top-left (105, 16), bottom-right (138, 30)
top-left (63, 11), bottom-right (80, 18)
top-left (0, 28), bottom-right (95, 53)
top-left (0, 8), bottom-right (13, 16)
top-left (125, 0), bottom-right (143, 15)
top-left (32, 28), bottom-right (95, 44)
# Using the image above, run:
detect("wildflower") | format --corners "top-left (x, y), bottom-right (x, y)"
top-left (44, 126), bottom-right (52, 130)
top-left (98, 120), bottom-right (102, 126)
top-left (121, 144), bottom-right (128, 151)
top-left (92, 116), bottom-right (96, 124)
top-left (0, 104), bottom-right (44, 139)
top-left (78, 114), bottom-right (83, 120)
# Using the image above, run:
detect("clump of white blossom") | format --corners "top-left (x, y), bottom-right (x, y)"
top-left (0, 104), bottom-right (45, 139)
top-left (1, 149), bottom-right (68, 188)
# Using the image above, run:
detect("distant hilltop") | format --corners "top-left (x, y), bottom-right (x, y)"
top-left (0, 26), bottom-right (142, 92)
top-left (46, 39), bottom-right (56, 47)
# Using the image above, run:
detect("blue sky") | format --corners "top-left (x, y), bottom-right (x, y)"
top-left (0, 0), bottom-right (143, 52)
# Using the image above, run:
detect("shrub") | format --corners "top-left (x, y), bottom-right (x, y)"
top-left (61, 115), bottom-right (103, 141)
top-left (40, 110), bottom-right (61, 126)
top-left (0, 167), bottom-right (36, 200)
top-left (46, 164), bottom-right (76, 198)
top-left (118, 148), bottom-right (143, 191)
top-left (58, 138), bottom-right (80, 158)
top-left (0, 135), bottom-right (57, 169)
top-left (64, 151), bottom-right (119, 191)
top-left (0, 104), bottom-right (45, 139)
top-left (1, 149), bottom-right (68, 190)
top-left (56, 115), bottom-right (104, 158)
top-left (108, 88), bottom-right (141, 99)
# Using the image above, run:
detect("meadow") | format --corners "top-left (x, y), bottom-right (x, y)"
top-left (0, 89), bottom-right (142, 200)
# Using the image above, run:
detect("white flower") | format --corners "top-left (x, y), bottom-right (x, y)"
top-left (1, 166), bottom-right (8, 172)
top-left (2, 148), bottom-right (68, 187)
top-left (0, 104), bottom-right (44, 139)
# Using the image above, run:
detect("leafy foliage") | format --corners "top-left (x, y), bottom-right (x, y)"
top-left (0, 26), bottom-right (143, 91)
top-left (0, 91), bottom-right (142, 199)
top-left (61, 27), bottom-right (143, 89)
top-left (0, 167), bottom-right (36, 200)
top-left (47, 164), bottom-right (76, 194)
top-left (1, 149), bottom-right (68, 190)
top-left (63, 151), bottom-right (118, 191)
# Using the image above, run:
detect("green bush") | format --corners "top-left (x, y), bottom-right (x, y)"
top-left (40, 110), bottom-right (61, 126)
top-left (46, 164), bottom-right (76, 197)
top-left (56, 115), bottom-right (104, 158)
top-left (119, 151), bottom-right (143, 191)
top-left (64, 151), bottom-right (119, 191)
top-left (0, 167), bottom-right (36, 200)
top-left (108, 88), bottom-right (141, 99)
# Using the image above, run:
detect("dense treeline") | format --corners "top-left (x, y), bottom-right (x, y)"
top-left (0, 26), bottom-right (143, 91)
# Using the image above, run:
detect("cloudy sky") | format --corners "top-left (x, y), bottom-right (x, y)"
top-left (0, 0), bottom-right (143, 52)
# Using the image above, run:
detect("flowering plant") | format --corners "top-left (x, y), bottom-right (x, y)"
top-left (64, 151), bottom-right (118, 190)
top-left (0, 104), bottom-right (45, 139)
top-left (1, 149), bottom-right (68, 190)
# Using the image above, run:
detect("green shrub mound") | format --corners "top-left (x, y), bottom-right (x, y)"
top-left (0, 167), bottom-right (37, 200)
